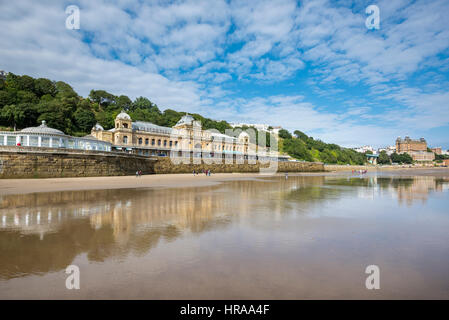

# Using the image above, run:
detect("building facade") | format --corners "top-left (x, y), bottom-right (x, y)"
top-left (395, 136), bottom-right (434, 162)
top-left (396, 136), bottom-right (427, 153)
top-left (408, 151), bottom-right (435, 162)
top-left (378, 146), bottom-right (396, 156)
top-left (0, 112), bottom-right (288, 162)
top-left (91, 111), bottom-right (287, 161)
top-left (353, 145), bottom-right (375, 154)
top-left (0, 120), bottom-right (112, 151)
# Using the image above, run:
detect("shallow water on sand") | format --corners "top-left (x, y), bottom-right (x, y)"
top-left (1, 171), bottom-right (449, 299)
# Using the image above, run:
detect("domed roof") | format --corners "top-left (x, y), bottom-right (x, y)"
top-left (93, 123), bottom-right (104, 131)
top-left (116, 110), bottom-right (131, 120)
top-left (21, 121), bottom-right (65, 135)
top-left (175, 114), bottom-right (194, 126)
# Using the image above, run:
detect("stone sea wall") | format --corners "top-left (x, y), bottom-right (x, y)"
top-left (0, 146), bottom-right (155, 178)
top-left (0, 146), bottom-right (324, 178)
top-left (153, 157), bottom-right (324, 174)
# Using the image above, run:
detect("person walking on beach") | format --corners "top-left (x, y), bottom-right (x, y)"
top-left (136, 171), bottom-right (139, 178)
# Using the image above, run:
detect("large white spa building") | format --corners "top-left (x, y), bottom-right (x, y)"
top-left (0, 112), bottom-right (288, 161)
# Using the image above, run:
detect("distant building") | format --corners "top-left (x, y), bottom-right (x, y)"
top-left (378, 146), bottom-right (396, 156)
top-left (353, 145), bottom-right (375, 154)
top-left (396, 136), bottom-right (427, 153)
top-left (408, 151), bottom-right (435, 162)
top-left (0, 70), bottom-right (7, 80)
top-left (230, 122), bottom-right (269, 131)
top-left (229, 122), bottom-right (282, 134)
top-left (396, 136), bottom-right (434, 162)
top-left (431, 147), bottom-right (442, 155)
top-left (270, 126), bottom-right (282, 135)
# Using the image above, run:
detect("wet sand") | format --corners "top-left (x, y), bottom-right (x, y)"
top-left (1, 168), bottom-right (449, 196)
top-left (1, 172), bottom-right (449, 299)
top-left (0, 173), bottom-right (280, 196)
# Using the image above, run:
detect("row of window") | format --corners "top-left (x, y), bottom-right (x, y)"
top-left (214, 144), bottom-right (242, 151)
top-left (137, 137), bottom-right (178, 147)
top-left (118, 135), bottom-right (181, 148)
top-left (118, 135), bottom-right (246, 152)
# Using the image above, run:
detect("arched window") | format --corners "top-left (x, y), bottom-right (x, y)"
top-left (157, 139), bottom-right (161, 146)
top-left (145, 138), bottom-right (149, 145)
top-left (123, 136), bottom-right (128, 144)
top-left (152, 139), bottom-right (155, 145)
top-left (163, 140), bottom-right (167, 147)
top-left (138, 138), bottom-right (143, 144)
top-left (123, 123), bottom-right (128, 129)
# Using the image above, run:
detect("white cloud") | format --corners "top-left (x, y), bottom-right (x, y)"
top-left (0, 0), bottom-right (206, 110)
top-left (297, 0), bottom-right (449, 85)
top-left (1, 0), bottom-right (448, 148)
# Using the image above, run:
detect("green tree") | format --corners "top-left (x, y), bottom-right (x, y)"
top-left (320, 150), bottom-right (338, 164)
top-left (89, 90), bottom-right (115, 107)
top-left (278, 129), bottom-right (292, 139)
top-left (0, 103), bottom-right (37, 130)
top-left (37, 99), bottom-right (75, 133)
top-left (132, 96), bottom-right (157, 111)
top-left (0, 90), bottom-right (15, 107)
top-left (378, 151), bottom-right (390, 164)
top-left (116, 95), bottom-right (132, 110)
top-left (293, 129), bottom-right (308, 141)
top-left (160, 109), bottom-right (182, 127)
top-left (95, 110), bottom-right (115, 130)
top-left (391, 152), bottom-right (413, 164)
top-left (17, 90), bottom-right (38, 104)
top-left (6, 73), bottom-right (35, 92)
top-left (34, 78), bottom-right (57, 97)
top-left (74, 107), bottom-right (97, 133)
top-left (56, 81), bottom-right (78, 99)
top-left (283, 138), bottom-right (313, 161)
top-left (401, 153), bottom-right (413, 164)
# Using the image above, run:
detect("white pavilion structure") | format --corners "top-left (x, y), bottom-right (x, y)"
top-left (0, 120), bottom-right (112, 151)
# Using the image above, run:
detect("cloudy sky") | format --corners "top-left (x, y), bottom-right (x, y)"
top-left (1, 0), bottom-right (449, 149)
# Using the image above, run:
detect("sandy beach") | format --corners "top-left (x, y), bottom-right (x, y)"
top-left (1, 167), bottom-right (448, 196)
top-left (0, 172), bottom-right (284, 196)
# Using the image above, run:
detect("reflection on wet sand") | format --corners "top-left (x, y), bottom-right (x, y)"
top-left (1, 173), bottom-right (449, 298)
top-left (323, 175), bottom-right (449, 205)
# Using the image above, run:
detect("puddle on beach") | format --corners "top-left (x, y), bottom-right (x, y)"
top-left (1, 171), bottom-right (449, 299)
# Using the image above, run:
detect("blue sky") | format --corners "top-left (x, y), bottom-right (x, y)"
top-left (1, 0), bottom-right (449, 149)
